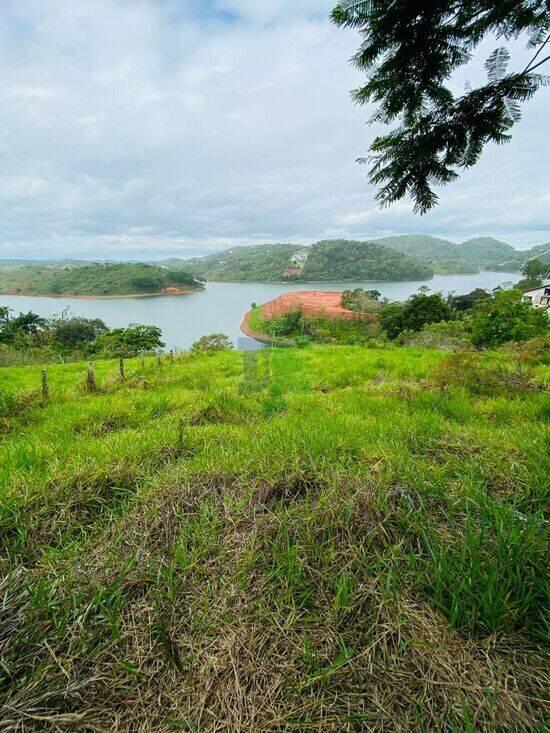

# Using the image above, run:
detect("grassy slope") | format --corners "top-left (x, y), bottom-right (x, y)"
top-left (0, 347), bottom-right (549, 731)
top-left (0, 263), bottom-right (201, 297)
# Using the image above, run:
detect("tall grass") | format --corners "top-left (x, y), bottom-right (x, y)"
top-left (0, 345), bottom-right (548, 730)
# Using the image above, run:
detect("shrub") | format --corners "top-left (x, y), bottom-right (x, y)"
top-left (434, 352), bottom-right (541, 396)
top-left (471, 289), bottom-right (549, 347)
top-left (191, 333), bottom-right (234, 353)
top-left (380, 292), bottom-right (454, 339)
top-left (91, 324), bottom-right (165, 357)
top-left (400, 320), bottom-right (470, 350)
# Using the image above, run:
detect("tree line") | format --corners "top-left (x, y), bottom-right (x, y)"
top-left (0, 308), bottom-right (164, 362)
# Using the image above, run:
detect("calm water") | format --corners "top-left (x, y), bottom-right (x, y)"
top-left (1, 272), bottom-right (513, 350)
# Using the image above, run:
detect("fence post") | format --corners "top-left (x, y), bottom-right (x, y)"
top-left (119, 357), bottom-right (125, 382)
top-left (169, 350), bottom-right (174, 363)
top-left (41, 369), bottom-right (48, 403)
top-left (87, 362), bottom-right (97, 393)
top-left (140, 353), bottom-right (145, 371)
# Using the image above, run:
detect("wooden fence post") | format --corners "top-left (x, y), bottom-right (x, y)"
top-left (169, 350), bottom-right (174, 363)
top-left (140, 353), bottom-right (145, 371)
top-left (87, 362), bottom-right (97, 393)
top-left (119, 357), bottom-right (125, 381)
top-left (41, 369), bottom-right (48, 403)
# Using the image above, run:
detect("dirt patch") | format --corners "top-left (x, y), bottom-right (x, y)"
top-left (261, 290), bottom-right (364, 320)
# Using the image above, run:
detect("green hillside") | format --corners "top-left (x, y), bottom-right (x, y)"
top-left (180, 240), bottom-right (433, 282)
top-left (0, 345), bottom-right (548, 729)
top-left (178, 244), bottom-right (303, 281)
top-left (373, 234), bottom-right (459, 261)
top-left (301, 239), bottom-right (433, 281)
top-left (458, 237), bottom-right (519, 269)
top-left (0, 263), bottom-right (202, 297)
top-left (372, 234), bottom-right (522, 272)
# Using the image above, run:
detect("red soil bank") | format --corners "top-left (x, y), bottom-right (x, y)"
top-left (261, 291), bottom-right (363, 320)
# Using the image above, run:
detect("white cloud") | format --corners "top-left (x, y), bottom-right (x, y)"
top-left (0, 0), bottom-right (548, 259)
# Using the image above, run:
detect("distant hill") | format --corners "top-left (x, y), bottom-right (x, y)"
top-left (301, 240), bottom-right (432, 281)
top-left (370, 234), bottom-right (522, 272)
top-left (373, 234), bottom-right (460, 262)
top-left (525, 242), bottom-right (550, 263)
top-left (457, 237), bottom-right (518, 269)
top-left (0, 263), bottom-right (202, 297)
top-left (179, 240), bottom-right (433, 282)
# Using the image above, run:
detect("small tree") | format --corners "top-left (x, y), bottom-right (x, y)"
top-left (516, 258), bottom-right (550, 289)
top-left (49, 315), bottom-right (108, 351)
top-left (91, 324), bottom-right (164, 357)
top-left (450, 288), bottom-right (491, 312)
top-left (191, 333), bottom-right (234, 353)
top-left (380, 293), bottom-right (454, 339)
top-left (471, 289), bottom-right (549, 347)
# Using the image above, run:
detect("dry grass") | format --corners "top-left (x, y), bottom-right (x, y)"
top-left (0, 346), bottom-right (548, 730)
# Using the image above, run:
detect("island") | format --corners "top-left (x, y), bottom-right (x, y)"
top-left (0, 262), bottom-right (204, 298)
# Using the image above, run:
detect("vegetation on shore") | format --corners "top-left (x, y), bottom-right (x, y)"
top-left (0, 308), bottom-right (164, 365)
top-left (0, 342), bottom-right (548, 730)
top-left (249, 285), bottom-right (549, 350)
top-left (0, 263), bottom-right (202, 297)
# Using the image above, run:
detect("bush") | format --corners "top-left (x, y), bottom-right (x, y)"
top-left (471, 289), bottom-right (549, 347)
top-left (49, 315), bottom-right (108, 351)
top-left (400, 320), bottom-right (470, 350)
top-left (434, 352), bottom-right (541, 396)
top-left (191, 333), bottom-right (234, 353)
top-left (380, 292), bottom-right (454, 339)
top-left (91, 324), bottom-right (165, 357)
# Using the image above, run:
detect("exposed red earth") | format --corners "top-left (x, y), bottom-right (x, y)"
top-left (240, 290), bottom-right (373, 343)
top-left (261, 290), bottom-right (364, 320)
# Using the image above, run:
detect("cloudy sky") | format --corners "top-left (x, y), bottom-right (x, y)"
top-left (1, 0), bottom-right (549, 260)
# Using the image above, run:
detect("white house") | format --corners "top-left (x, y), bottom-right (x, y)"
top-left (290, 250), bottom-right (309, 267)
top-left (523, 283), bottom-right (550, 309)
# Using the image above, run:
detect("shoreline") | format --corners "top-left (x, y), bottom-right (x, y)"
top-left (0, 288), bottom-right (203, 300)
top-left (240, 310), bottom-right (272, 344)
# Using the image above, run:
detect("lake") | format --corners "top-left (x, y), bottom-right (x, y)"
top-left (1, 271), bottom-right (514, 350)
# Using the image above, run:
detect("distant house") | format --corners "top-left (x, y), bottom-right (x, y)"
top-left (523, 283), bottom-right (550, 308)
top-left (290, 250), bottom-right (309, 267)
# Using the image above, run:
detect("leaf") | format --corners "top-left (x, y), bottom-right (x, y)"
top-left (331, 1), bottom-right (373, 26)
top-left (485, 47), bottom-right (510, 83)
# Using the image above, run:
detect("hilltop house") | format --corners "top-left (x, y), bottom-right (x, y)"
top-left (523, 283), bottom-right (550, 309)
top-left (290, 250), bottom-right (309, 267)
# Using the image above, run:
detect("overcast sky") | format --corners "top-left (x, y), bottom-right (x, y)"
top-left (1, 0), bottom-right (548, 260)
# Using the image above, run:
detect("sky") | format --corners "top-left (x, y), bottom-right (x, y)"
top-left (0, 0), bottom-right (549, 260)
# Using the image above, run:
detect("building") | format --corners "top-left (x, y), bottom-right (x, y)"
top-left (290, 250), bottom-right (309, 267)
top-left (523, 283), bottom-right (550, 308)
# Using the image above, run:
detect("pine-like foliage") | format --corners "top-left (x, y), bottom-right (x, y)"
top-left (332, 1), bottom-right (550, 212)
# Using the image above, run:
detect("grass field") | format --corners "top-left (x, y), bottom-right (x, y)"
top-left (0, 345), bottom-right (548, 731)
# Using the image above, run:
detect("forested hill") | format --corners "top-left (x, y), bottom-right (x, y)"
top-left (301, 240), bottom-right (432, 281)
top-left (0, 263), bottom-right (202, 297)
top-left (372, 234), bottom-right (522, 272)
top-left (178, 240), bottom-right (433, 282)
top-left (177, 244), bottom-right (303, 282)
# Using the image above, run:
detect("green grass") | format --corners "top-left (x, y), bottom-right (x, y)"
top-left (0, 345), bottom-right (548, 730)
